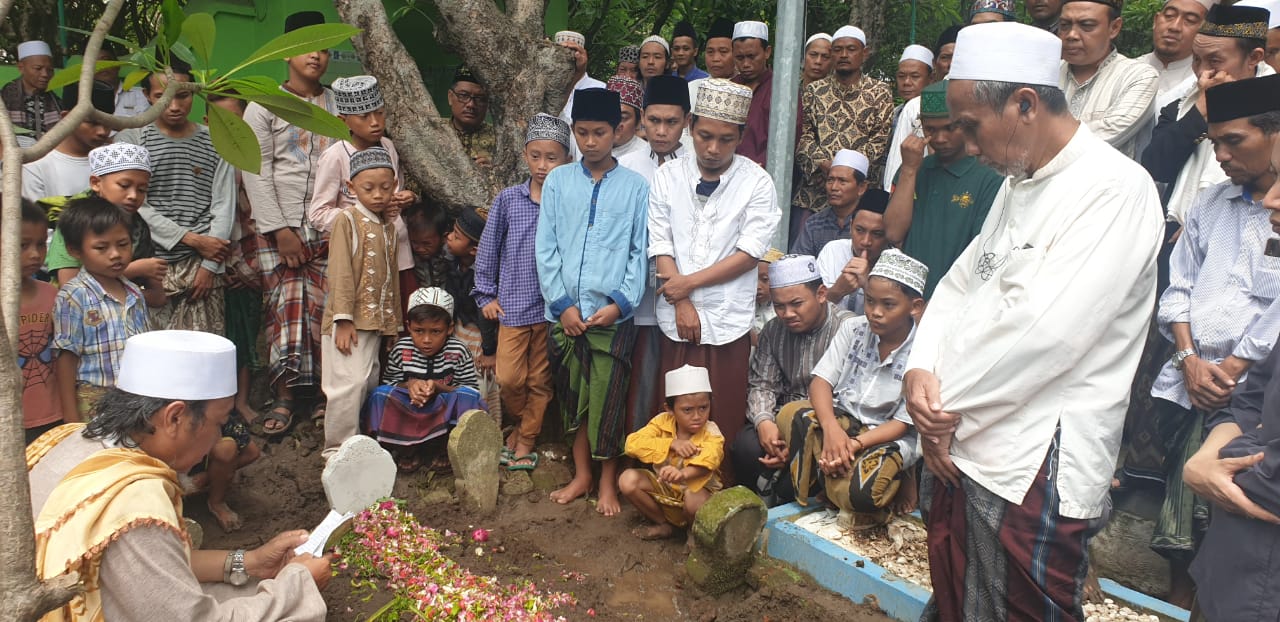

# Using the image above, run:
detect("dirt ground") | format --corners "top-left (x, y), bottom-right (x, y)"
top-left (196, 423), bottom-right (892, 622)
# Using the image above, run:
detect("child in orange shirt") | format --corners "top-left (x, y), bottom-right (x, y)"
top-left (619, 365), bottom-right (724, 540)
top-left (18, 199), bottom-right (62, 443)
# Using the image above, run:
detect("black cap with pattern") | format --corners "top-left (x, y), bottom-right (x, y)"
top-left (1201, 4), bottom-right (1270, 40)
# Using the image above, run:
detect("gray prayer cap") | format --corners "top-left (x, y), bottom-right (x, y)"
top-left (332, 75), bottom-right (384, 115)
top-left (526, 113), bottom-right (571, 150)
top-left (349, 146), bottom-right (394, 179)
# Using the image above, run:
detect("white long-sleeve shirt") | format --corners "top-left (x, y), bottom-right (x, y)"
top-left (648, 154), bottom-right (780, 346)
top-left (1060, 50), bottom-right (1159, 160)
top-left (883, 96), bottom-right (922, 190)
top-left (906, 125), bottom-right (1163, 519)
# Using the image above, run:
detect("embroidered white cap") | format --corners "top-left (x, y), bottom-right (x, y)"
top-left (89, 143), bottom-right (152, 177)
top-left (693, 78), bottom-right (753, 125)
top-left (117, 331), bottom-right (237, 400)
top-left (900, 44), bottom-right (936, 69)
top-left (868, 249), bottom-right (929, 296)
top-left (949, 22), bottom-right (1063, 88)
top-left (832, 25), bottom-right (868, 45)
top-left (554, 31), bottom-right (586, 47)
top-left (831, 149), bottom-right (870, 176)
top-left (665, 364), bottom-right (713, 397)
top-left (1238, 0), bottom-right (1280, 27)
top-left (805, 33), bottom-right (833, 49)
top-left (641, 34), bottom-right (670, 53)
top-left (733, 21), bottom-right (769, 42)
top-left (408, 287), bottom-right (455, 317)
top-left (17, 41), bottom-right (52, 60)
top-left (332, 75), bottom-right (384, 115)
top-left (769, 254), bottom-right (822, 289)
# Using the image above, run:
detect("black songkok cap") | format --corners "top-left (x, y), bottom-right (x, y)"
top-left (455, 206), bottom-right (487, 242)
top-left (571, 88), bottom-right (622, 126)
top-left (673, 20), bottom-right (699, 45)
top-left (935, 25), bottom-right (961, 54)
top-left (453, 65), bottom-right (482, 87)
top-left (706, 18), bottom-right (735, 42)
top-left (856, 188), bottom-right (890, 215)
top-left (1201, 4), bottom-right (1270, 40)
top-left (1206, 73), bottom-right (1280, 123)
top-left (643, 75), bottom-right (691, 111)
top-left (285, 11), bottom-right (324, 34)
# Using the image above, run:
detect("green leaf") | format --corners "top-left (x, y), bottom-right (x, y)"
top-left (223, 23), bottom-right (361, 78)
top-left (161, 0), bottom-right (186, 48)
top-left (206, 97), bottom-right (262, 174)
top-left (223, 76), bottom-right (285, 97)
top-left (170, 41), bottom-right (197, 67)
top-left (181, 13), bottom-right (216, 69)
top-left (253, 96), bottom-right (351, 141)
top-left (122, 70), bottom-right (150, 92)
top-left (47, 61), bottom-right (130, 93)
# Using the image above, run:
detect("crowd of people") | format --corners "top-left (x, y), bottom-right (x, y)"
top-left (12, 0), bottom-right (1280, 619)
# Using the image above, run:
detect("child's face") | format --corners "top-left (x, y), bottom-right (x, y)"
top-left (70, 222), bottom-right (133, 281)
top-left (524, 139), bottom-right (568, 186)
top-left (755, 261), bottom-right (770, 305)
top-left (572, 120), bottom-right (617, 167)
top-left (20, 221), bottom-right (47, 279)
top-left (863, 277), bottom-right (922, 340)
top-left (90, 170), bottom-right (150, 213)
top-left (407, 316), bottom-right (453, 358)
top-left (409, 227), bottom-right (442, 259)
top-left (445, 223), bottom-right (477, 258)
top-left (342, 108), bottom-right (386, 144)
top-left (346, 167), bottom-right (396, 215)
top-left (671, 392), bottom-right (712, 435)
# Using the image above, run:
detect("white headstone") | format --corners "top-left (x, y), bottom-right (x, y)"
top-left (321, 435), bottom-right (397, 514)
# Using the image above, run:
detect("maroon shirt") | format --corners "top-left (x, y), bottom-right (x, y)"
top-left (733, 69), bottom-right (773, 167)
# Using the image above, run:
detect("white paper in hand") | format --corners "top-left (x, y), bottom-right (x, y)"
top-left (294, 509), bottom-right (354, 557)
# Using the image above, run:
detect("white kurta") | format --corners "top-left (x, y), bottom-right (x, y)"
top-left (1138, 52), bottom-right (1195, 111)
top-left (883, 96), bottom-right (922, 189)
top-left (618, 138), bottom-right (693, 327)
top-left (906, 125), bottom-right (1163, 519)
top-left (1060, 51), bottom-right (1160, 160)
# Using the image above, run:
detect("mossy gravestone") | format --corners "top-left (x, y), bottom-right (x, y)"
top-left (447, 409), bottom-right (502, 514)
top-left (686, 486), bottom-right (768, 595)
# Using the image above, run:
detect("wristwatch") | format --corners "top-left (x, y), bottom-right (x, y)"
top-left (1172, 348), bottom-right (1197, 371)
top-left (224, 549), bottom-right (248, 586)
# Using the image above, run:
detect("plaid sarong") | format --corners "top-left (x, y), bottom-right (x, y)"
top-left (552, 321), bottom-right (637, 460)
top-left (256, 224), bottom-right (328, 388)
top-left (363, 384), bottom-right (487, 446)
top-left (152, 254), bottom-right (226, 334)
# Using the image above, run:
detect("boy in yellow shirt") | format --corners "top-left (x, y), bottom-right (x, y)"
top-left (620, 365), bottom-right (724, 540)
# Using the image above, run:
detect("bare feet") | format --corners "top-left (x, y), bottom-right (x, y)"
top-left (631, 523), bottom-right (675, 540)
top-left (596, 479), bottom-right (622, 517)
top-left (209, 501), bottom-right (243, 532)
top-left (236, 401), bottom-right (261, 426)
top-left (550, 475), bottom-right (592, 505)
top-left (893, 470), bottom-right (920, 515)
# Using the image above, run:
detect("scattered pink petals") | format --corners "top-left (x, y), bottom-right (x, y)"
top-left (472, 528), bottom-right (490, 543)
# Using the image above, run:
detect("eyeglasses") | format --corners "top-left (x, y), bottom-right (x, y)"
top-left (450, 89), bottom-right (489, 106)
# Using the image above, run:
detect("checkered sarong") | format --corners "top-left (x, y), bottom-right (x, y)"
top-left (256, 224), bottom-right (328, 388)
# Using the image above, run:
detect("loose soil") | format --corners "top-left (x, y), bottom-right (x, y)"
top-left (195, 423), bottom-right (892, 622)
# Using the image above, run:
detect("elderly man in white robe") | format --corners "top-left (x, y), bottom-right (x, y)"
top-left (903, 23), bottom-right (1163, 621)
top-left (28, 331), bottom-right (330, 621)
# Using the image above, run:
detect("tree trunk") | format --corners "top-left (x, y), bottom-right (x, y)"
top-left (849, 0), bottom-right (890, 60)
top-left (335, 0), bottom-right (576, 212)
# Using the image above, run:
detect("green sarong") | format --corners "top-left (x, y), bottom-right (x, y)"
top-left (551, 320), bottom-right (636, 460)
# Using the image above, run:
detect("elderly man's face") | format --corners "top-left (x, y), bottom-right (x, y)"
top-left (896, 60), bottom-right (931, 101)
top-left (947, 80), bottom-right (1032, 176)
top-left (1192, 34), bottom-right (1260, 81)
top-left (18, 54), bottom-right (53, 92)
top-left (803, 39), bottom-right (833, 81)
top-left (448, 79), bottom-right (489, 131)
top-left (1060, 2), bottom-right (1123, 68)
top-left (1152, 0), bottom-right (1207, 61)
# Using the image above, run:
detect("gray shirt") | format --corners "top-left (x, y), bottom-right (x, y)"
top-left (746, 303), bottom-right (852, 426)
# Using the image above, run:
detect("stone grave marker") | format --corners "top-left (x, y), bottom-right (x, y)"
top-left (686, 486), bottom-right (768, 594)
top-left (321, 435), bottom-right (397, 514)
top-left (447, 409), bottom-right (502, 514)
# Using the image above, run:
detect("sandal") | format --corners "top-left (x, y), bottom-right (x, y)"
top-left (499, 447), bottom-right (515, 466)
top-left (507, 452), bottom-right (539, 472)
top-left (311, 401), bottom-right (327, 429)
top-left (262, 398), bottom-right (295, 437)
top-left (397, 451), bottom-right (424, 474)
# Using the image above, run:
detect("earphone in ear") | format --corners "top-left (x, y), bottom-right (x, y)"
top-left (1019, 100), bottom-right (1031, 113)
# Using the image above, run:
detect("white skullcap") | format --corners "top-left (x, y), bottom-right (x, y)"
top-left (869, 249), bottom-right (929, 296)
top-left (17, 41), bottom-right (51, 60)
top-left (693, 78), bottom-right (753, 125)
top-left (408, 287), bottom-right (455, 317)
top-left (832, 26), bottom-right (867, 45)
top-left (554, 31), bottom-right (586, 47)
top-left (733, 21), bottom-right (769, 42)
top-left (899, 44), bottom-right (935, 69)
top-left (831, 149), bottom-right (870, 176)
top-left (332, 75), bottom-right (384, 115)
top-left (805, 33), bottom-right (833, 49)
top-left (1239, 0), bottom-right (1280, 27)
top-left (117, 331), bottom-right (237, 400)
top-left (665, 364), bottom-right (712, 397)
top-left (949, 22), bottom-right (1063, 88)
top-left (641, 35), bottom-right (670, 53)
top-left (89, 143), bottom-right (151, 177)
top-left (769, 254), bottom-right (822, 288)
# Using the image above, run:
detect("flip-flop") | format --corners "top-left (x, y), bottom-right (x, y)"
top-left (262, 398), bottom-right (295, 437)
top-left (507, 452), bottom-right (539, 472)
top-left (499, 447), bottom-right (515, 466)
